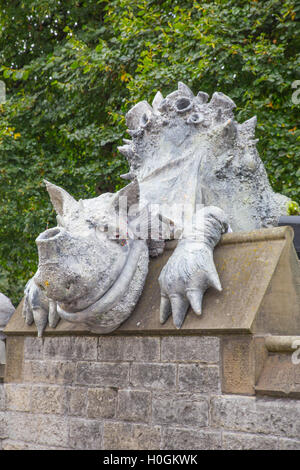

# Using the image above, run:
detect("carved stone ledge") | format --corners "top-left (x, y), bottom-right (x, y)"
top-left (254, 335), bottom-right (300, 398)
top-left (5, 226), bottom-right (300, 337)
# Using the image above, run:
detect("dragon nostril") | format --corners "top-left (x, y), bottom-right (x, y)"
top-left (38, 228), bottom-right (61, 241)
top-left (175, 97), bottom-right (192, 113)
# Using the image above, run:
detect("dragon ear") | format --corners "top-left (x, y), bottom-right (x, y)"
top-left (44, 180), bottom-right (78, 217)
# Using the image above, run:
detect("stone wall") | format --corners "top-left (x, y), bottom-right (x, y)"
top-left (0, 334), bottom-right (300, 450)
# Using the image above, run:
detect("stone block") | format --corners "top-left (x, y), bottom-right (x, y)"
top-left (161, 336), bottom-right (219, 363)
top-left (2, 440), bottom-right (31, 450)
top-left (0, 384), bottom-right (5, 410)
top-left (255, 353), bottom-right (300, 398)
top-left (162, 427), bottom-right (221, 450)
top-left (34, 414), bottom-right (69, 447)
top-left (278, 438), bottom-right (300, 450)
top-left (130, 363), bottom-right (176, 390)
top-left (24, 337), bottom-right (43, 360)
top-left (5, 384), bottom-right (31, 412)
top-left (76, 362), bottom-right (129, 387)
top-left (4, 336), bottom-right (24, 383)
top-left (103, 422), bottom-right (161, 450)
top-left (69, 418), bottom-right (102, 450)
top-left (66, 386), bottom-right (87, 417)
top-left (223, 432), bottom-right (278, 450)
top-left (98, 336), bottom-right (160, 362)
top-left (23, 360), bottom-right (76, 385)
top-left (0, 412), bottom-right (8, 439)
top-left (152, 392), bottom-right (208, 427)
top-left (211, 395), bottom-right (300, 439)
top-left (44, 336), bottom-right (97, 361)
top-left (178, 364), bottom-right (220, 393)
top-left (117, 390), bottom-right (151, 423)
top-left (221, 336), bottom-right (255, 395)
top-left (87, 387), bottom-right (117, 419)
top-left (31, 385), bottom-right (64, 414)
top-left (5, 411), bottom-right (69, 447)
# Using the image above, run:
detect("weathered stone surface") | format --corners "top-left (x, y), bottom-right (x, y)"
top-left (256, 353), bottom-right (300, 398)
top-left (24, 337), bottom-right (43, 360)
top-left (278, 438), bottom-right (300, 450)
top-left (23, 360), bottom-right (76, 385)
top-left (130, 363), bottom-right (176, 390)
top-left (87, 387), bottom-right (117, 419)
top-left (5, 411), bottom-right (69, 447)
top-left (5, 384), bottom-right (31, 412)
top-left (66, 387), bottom-right (87, 417)
top-left (221, 336), bottom-right (255, 395)
top-left (76, 362), bottom-right (129, 387)
top-left (161, 336), bottom-right (219, 363)
top-left (0, 412), bottom-right (8, 439)
top-left (2, 439), bottom-right (69, 450)
top-left (0, 364), bottom-right (5, 380)
top-left (152, 393), bottom-right (208, 427)
top-left (4, 336), bottom-right (24, 383)
top-left (98, 336), bottom-right (160, 362)
top-left (222, 432), bottom-right (278, 450)
top-left (117, 390), bottom-right (151, 423)
top-left (211, 396), bottom-right (300, 439)
top-left (2, 440), bottom-right (30, 450)
top-left (69, 418), bottom-right (102, 449)
top-left (162, 427), bottom-right (221, 450)
top-left (103, 422), bottom-right (161, 450)
top-left (31, 385), bottom-right (64, 414)
top-left (0, 384), bottom-right (5, 410)
top-left (44, 336), bottom-right (98, 361)
top-left (178, 364), bottom-right (220, 393)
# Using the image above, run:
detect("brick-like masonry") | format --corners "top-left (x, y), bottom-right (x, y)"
top-left (1, 335), bottom-right (300, 450)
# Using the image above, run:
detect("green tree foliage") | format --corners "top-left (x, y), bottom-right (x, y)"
top-left (0, 0), bottom-right (299, 304)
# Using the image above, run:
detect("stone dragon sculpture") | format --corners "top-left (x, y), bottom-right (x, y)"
top-left (22, 82), bottom-right (290, 336)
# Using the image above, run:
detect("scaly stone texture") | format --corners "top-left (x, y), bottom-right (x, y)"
top-left (1, 334), bottom-right (300, 450)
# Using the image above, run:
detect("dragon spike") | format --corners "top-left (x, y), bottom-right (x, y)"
top-left (125, 100), bottom-right (153, 130)
top-left (120, 172), bottom-right (135, 181)
top-left (196, 91), bottom-right (209, 104)
top-left (213, 118), bottom-right (237, 141)
top-left (127, 128), bottom-right (144, 138)
top-left (239, 116), bottom-right (257, 138)
top-left (123, 138), bottom-right (132, 144)
top-left (210, 92), bottom-right (236, 111)
top-left (117, 144), bottom-right (136, 160)
top-left (223, 119), bottom-right (237, 140)
top-left (178, 82), bottom-right (194, 97)
top-left (152, 91), bottom-right (164, 113)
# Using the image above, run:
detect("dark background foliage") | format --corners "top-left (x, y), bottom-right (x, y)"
top-left (0, 0), bottom-right (299, 304)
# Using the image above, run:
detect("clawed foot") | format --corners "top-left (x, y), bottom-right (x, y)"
top-left (158, 206), bottom-right (229, 328)
top-left (22, 277), bottom-right (60, 337)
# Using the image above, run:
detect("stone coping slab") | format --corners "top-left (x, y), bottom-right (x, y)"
top-left (4, 226), bottom-right (300, 337)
